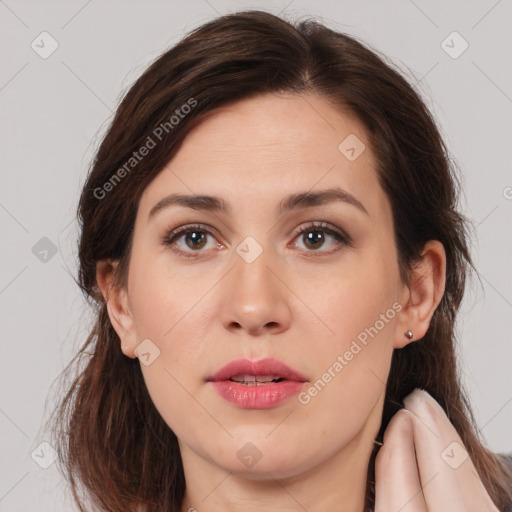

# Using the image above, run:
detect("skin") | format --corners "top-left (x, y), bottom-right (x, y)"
top-left (97, 92), bottom-right (497, 511)
top-left (375, 390), bottom-right (499, 511)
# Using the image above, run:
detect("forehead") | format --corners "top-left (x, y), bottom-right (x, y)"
top-left (138, 92), bottom-right (388, 221)
top-left (174, 92), bottom-right (369, 162)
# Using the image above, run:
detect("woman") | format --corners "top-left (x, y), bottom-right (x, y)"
top-left (49, 10), bottom-right (512, 512)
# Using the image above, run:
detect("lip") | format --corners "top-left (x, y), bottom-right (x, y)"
top-left (208, 357), bottom-right (308, 382)
top-left (207, 358), bottom-right (307, 409)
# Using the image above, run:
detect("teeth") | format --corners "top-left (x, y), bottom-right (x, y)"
top-left (230, 374), bottom-right (282, 384)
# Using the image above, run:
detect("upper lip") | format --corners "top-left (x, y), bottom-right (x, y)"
top-left (207, 358), bottom-right (308, 382)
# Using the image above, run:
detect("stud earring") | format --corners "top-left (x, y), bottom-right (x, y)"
top-left (404, 330), bottom-right (413, 340)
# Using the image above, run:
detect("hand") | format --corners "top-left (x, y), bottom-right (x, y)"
top-left (374, 388), bottom-right (499, 512)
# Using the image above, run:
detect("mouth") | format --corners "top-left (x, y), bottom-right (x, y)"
top-left (207, 358), bottom-right (307, 409)
top-left (227, 374), bottom-right (287, 385)
top-left (207, 357), bottom-right (308, 384)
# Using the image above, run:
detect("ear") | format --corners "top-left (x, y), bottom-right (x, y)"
top-left (394, 240), bottom-right (446, 349)
top-left (96, 260), bottom-right (137, 358)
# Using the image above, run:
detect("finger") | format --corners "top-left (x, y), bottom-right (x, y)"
top-left (403, 389), bottom-right (499, 512)
top-left (375, 408), bottom-right (428, 512)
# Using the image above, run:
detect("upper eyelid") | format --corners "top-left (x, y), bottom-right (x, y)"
top-left (166, 221), bottom-right (344, 236)
top-left (163, 221), bottom-right (350, 247)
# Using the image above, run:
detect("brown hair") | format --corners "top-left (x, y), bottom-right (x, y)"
top-left (47, 10), bottom-right (512, 512)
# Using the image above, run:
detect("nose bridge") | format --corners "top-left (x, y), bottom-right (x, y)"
top-left (235, 237), bottom-right (273, 299)
top-left (220, 235), bottom-right (291, 335)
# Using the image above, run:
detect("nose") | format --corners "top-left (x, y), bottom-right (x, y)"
top-left (219, 244), bottom-right (292, 337)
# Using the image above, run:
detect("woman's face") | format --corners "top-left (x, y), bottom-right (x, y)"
top-left (118, 92), bottom-right (410, 479)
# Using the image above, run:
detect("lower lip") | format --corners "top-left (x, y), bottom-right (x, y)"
top-left (210, 380), bottom-right (306, 409)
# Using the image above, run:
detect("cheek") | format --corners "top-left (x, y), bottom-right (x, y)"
top-left (126, 246), bottom-right (218, 401)
top-left (127, 243), bottom-right (217, 342)
top-left (301, 244), bottom-right (399, 350)
top-left (127, 259), bottom-right (215, 441)
top-left (293, 247), bottom-right (398, 431)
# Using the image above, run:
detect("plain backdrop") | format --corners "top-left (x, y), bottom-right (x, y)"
top-left (0, 0), bottom-right (511, 510)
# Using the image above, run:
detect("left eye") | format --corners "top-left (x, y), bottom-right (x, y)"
top-left (292, 222), bottom-right (350, 253)
top-left (163, 222), bottom-right (351, 258)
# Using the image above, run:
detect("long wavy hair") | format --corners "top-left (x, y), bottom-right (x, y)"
top-left (47, 10), bottom-right (512, 512)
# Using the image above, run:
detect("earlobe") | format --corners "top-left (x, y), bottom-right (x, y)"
top-left (394, 240), bottom-right (446, 349)
top-left (96, 260), bottom-right (137, 358)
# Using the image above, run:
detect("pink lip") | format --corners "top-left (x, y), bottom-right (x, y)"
top-left (207, 358), bottom-right (307, 409)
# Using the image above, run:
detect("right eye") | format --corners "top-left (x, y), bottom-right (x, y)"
top-left (162, 223), bottom-right (223, 258)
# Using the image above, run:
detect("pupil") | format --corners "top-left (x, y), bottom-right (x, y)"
top-left (305, 230), bottom-right (324, 249)
top-left (186, 231), bottom-right (206, 250)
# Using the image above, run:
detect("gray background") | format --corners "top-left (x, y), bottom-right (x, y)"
top-left (0, 0), bottom-right (511, 510)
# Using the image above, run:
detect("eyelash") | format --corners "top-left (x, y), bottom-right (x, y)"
top-left (162, 221), bottom-right (352, 259)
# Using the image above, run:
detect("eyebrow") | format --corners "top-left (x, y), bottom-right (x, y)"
top-left (148, 187), bottom-right (369, 219)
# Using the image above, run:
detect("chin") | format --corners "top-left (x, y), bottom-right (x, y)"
top-left (206, 433), bottom-right (327, 481)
